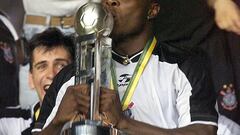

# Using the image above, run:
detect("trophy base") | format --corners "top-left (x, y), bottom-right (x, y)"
top-left (61, 120), bottom-right (125, 135)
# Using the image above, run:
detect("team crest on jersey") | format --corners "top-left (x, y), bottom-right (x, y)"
top-left (118, 74), bottom-right (132, 87)
top-left (220, 84), bottom-right (238, 111)
top-left (0, 42), bottom-right (14, 63)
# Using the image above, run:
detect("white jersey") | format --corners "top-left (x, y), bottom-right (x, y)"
top-left (33, 40), bottom-right (218, 132)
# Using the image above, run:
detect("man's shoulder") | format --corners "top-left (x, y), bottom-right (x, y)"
top-left (155, 41), bottom-right (208, 66)
top-left (155, 42), bottom-right (211, 81)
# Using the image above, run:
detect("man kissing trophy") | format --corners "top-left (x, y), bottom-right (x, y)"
top-left (60, 0), bottom-right (124, 134)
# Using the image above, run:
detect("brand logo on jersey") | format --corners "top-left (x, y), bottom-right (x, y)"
top-left (0, 42), bottom-right (14, 63)
top-left (118, 74), bottom-right (132, 87)
top-left (220, 84), bottom-right (238, 111)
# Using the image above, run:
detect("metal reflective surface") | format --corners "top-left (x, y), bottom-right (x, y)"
top-left (62, 1), bottom-right (124, 135)
top-left (74, 2), bottom-right (113, 36)
top-left (61, 120), bottom-right (126, 135)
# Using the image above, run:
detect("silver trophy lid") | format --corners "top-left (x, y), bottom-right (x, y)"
top-left (75, 2), bottom-right (114, 36)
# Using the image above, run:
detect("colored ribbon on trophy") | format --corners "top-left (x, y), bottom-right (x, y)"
top-left (111, 36), bottom-right (157, 111)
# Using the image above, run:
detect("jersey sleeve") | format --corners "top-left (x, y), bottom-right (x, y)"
top-left (177, 52), bottom-right (218, 127)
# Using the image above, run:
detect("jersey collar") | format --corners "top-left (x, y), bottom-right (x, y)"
top-left (112, 50), bottom-right (143, 65)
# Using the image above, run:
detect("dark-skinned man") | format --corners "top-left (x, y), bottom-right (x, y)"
top-left (33, 0), bottom-right (218, 135)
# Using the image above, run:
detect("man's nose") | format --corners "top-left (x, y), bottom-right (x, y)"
top-left (102, 0), bottom-right (120, 8)
top-left (46, 67), bottom-right (57, 80)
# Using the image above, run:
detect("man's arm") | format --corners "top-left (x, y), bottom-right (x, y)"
top-left (35, 89), bottom-right (217, 135)
top-left (117, 117), bottom-right (217, 135)
top-left (100, 88), bottom-right (217, 135)
top-left (36, 118), bottom-right (217, 135)
top-left (31, 64), bottom-right (90, 135)
top-left (208, 0), bottom-right (240, 35)
top-left (33, 84), bottom-right (90, 135)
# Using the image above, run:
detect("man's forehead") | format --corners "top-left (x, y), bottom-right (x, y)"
top-left (32, 46), bottom-right (69, 60)
top-left (32, 50), bottom-right (70, 65)
top-left (33, 45), bottom-right (66, 53)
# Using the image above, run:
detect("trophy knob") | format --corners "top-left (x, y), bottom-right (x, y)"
top-left (75, 2), bottom-right (114, 36)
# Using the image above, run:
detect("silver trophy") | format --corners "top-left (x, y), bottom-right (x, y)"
top-left (60, 0), bottom-right (124, 135)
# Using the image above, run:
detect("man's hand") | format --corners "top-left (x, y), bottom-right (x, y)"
top-left (100, 88), bottom-right (124, 128)
top-left (211, 0), bottom-right (240, 35)
top-left (52, 84), bottom-right (90, 125)
top-left (36, 84), bottom-right (91, 135)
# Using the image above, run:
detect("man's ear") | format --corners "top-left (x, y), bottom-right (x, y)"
top-left (148, 2), bottom-right (160, 19)
top-left (28, 72), bottom-right (35, 90)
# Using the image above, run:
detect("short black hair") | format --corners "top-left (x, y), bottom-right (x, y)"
top-left (28, 27), bottom-right (74, 71)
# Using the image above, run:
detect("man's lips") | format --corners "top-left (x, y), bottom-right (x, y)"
top-left (43, 85), bottom-right (50, 92)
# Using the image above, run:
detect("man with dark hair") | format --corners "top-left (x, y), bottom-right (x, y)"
top-left (22, 27), bottom-right (74, 134)
top-left (34, 0), bottom-right (218, 135)
top-left (20, 0), bottom-right (88, 109)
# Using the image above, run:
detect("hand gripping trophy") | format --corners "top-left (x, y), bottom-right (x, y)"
top-left (60, 0), bottom-right (124, 134)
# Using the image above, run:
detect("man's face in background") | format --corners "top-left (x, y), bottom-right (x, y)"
top-left (29, 45), bottom-right (72, 103)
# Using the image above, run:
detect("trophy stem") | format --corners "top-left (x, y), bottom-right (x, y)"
top-left (91, 38), bottom-right (101, 120)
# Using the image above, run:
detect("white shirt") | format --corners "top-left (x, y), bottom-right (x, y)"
top-left (40, 51), bottom-right (218, 130)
